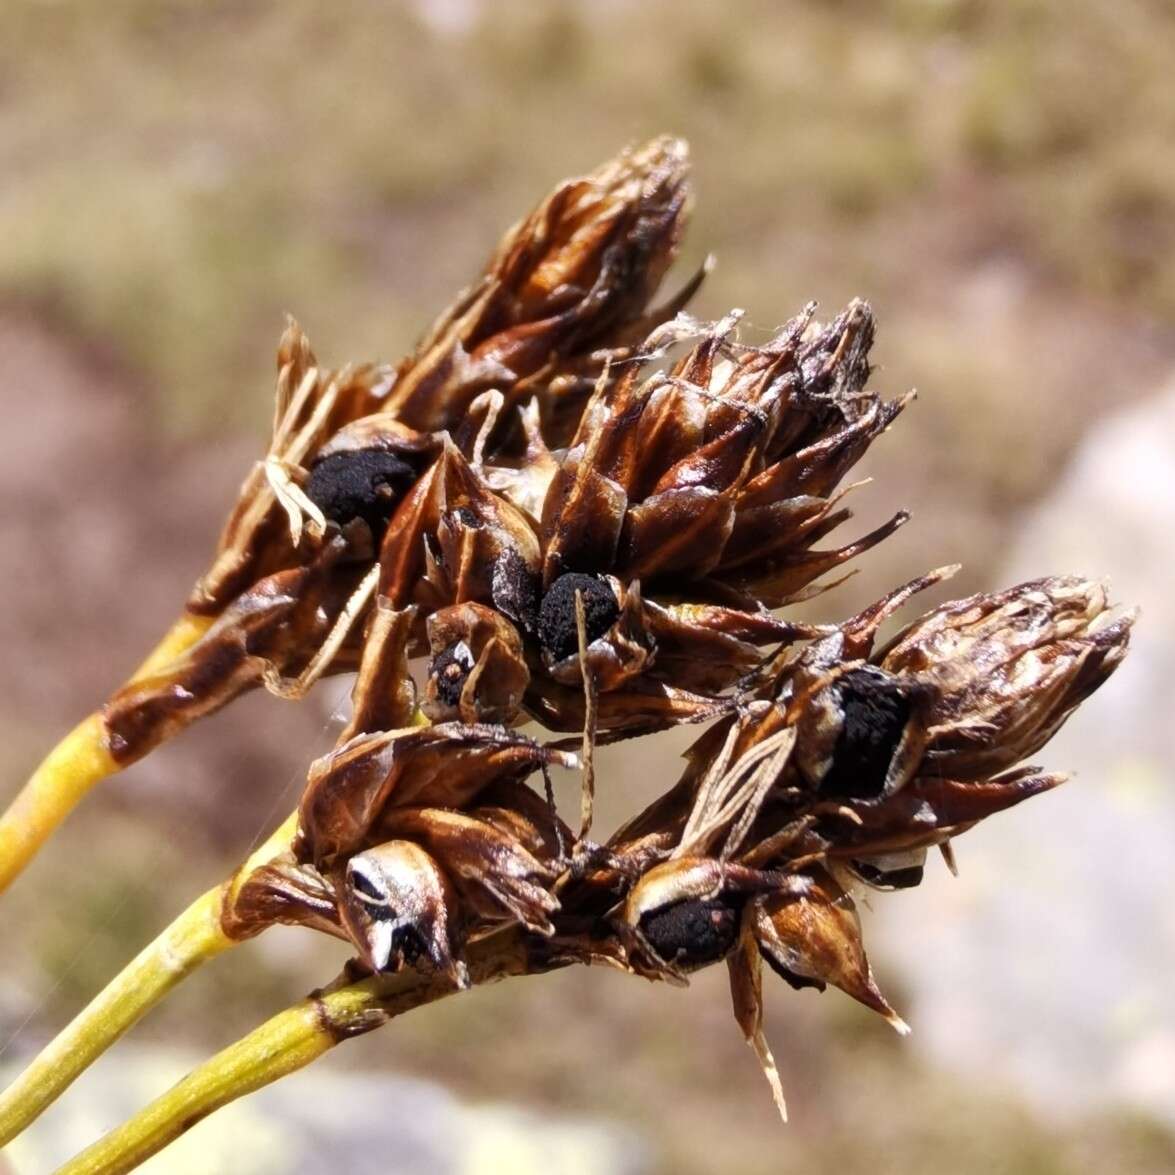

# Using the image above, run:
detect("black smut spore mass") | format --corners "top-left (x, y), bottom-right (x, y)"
top-left (641, 897), bottom-right (740, 969)
top-left (430, 642), bottom-right (474, 707)
top-left (819, 668), bottom-right (912, 800)
top-left (538, 572), bottom-right (619, 662)
top-left (306, 449), bottom-right (416, 537)
top-left (491, 547), bottom-right (540, 635)
top-left (449, 505), bottom-right (482, 529)
top-left (390, 923), bottom-right (428, 967)
top-left (851, 860), bottom-right (924, 890)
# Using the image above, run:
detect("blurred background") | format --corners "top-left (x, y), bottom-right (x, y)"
top-left (2, 1), bottom-right (1173, 1171)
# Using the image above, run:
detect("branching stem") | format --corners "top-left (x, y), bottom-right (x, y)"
top-left (0, 812), bottom-right (298, 1143)
top-left (54, 926), bottom-right (553, 1175)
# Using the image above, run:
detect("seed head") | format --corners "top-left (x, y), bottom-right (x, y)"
top-left (137, 139), bottom-right (1142, 1136)
top-left (383, 136), bottom-right (699, 437)
top-left (297, 723), bottom-right (576, 870)
top-left (878, 575), bottom-right (1135, 779)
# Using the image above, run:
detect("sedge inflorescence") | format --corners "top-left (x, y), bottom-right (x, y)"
top-left (3, 137), bottom-right (1136, 1141)
top-left (200, 138), bottom-right (1131, 1115)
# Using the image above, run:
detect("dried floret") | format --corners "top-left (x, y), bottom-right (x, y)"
top-left (586, 568), bottom-right (1132, 1117)
top-left (423, 603), bottom-right (530, 724)
top-left (383, 136), bottom-right (700, 440)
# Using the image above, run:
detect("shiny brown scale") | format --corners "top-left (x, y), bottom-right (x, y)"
top-left (532, 306), bottom-right (908, 669)
top-left (105, 537), bottom-right (368, 765)
top-left (56, 134), bottom-right (711, 810)
top-left (537, 302), bottom-right (909, 600)
top-left (230, 602), bottom-right (577, 984)
top-left (392, 304), bottom-right (909, 736)
top-left (378, 439), bottom-right (543, 623)
top-left (381, 135), bottom-right (703, 442)
top-left (295, 723), bottom-right (574, 869)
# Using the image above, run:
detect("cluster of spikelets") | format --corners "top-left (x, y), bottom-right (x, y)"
top-left (0, 138), bottom-right (1134, 1168)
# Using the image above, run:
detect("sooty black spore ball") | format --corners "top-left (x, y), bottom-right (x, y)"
top-left (449, 506), bottom-right (482, 529)
top-left (818, 667), bottom-right (912, 800)
top-left (387, 922), bottom-right (428, 967)
top-left (641, 897), bottom-right (740, 969)
top-left (538, 573), bottom-right (619, 662)
top-left (306, 448), bottom-right (416, 538)
top-left (491, 548), bottom-right (541, 635)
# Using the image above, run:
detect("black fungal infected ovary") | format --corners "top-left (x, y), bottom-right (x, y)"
top-left (387, 923), bottom-right (428, 968)
top-left (818, 667), bottom-right (912, 801)
top-left (641, 897), bottom-right (741, 969)
top-left (347, 869), bottom-right (428, 968)
top-left (448, 505), bottom-right (483, 529)
top-left (538, 573), bottom-right (620, 662)
top-left (305, 448), bottom-right (417, 537)
top-left (491, 548), bottom-right (541, 635)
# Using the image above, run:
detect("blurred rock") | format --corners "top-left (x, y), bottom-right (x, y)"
top-left (872, 375), bottom-right (1175, 1124)
top-left (2, 1044), bottom-right (649, 1175)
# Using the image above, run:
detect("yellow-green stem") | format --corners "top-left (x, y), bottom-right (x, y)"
top-left (0, 713), bottom-right (117, 893)
top-left (0, 613), bottom-right (212, 894)
top-left (0, 812), bottom-right (298, 1145)
top-left (54, 994), bottom-right (354, 1175)
top-left (55, 928), bottom-right (541, 1175)
top-left (129, 613), bottom-right (214, 681)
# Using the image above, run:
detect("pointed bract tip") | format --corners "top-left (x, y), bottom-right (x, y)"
top-left (552, 748), bottom-right (582, 772)
top-left (888, 1012), bottom-right (912, 1037)
top-left (939, 840), bottom-right (959, 877)
top-left (749, 1028), bottom-right (789, 1125)
top-left (642, 133), bottom-right (690, 161)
